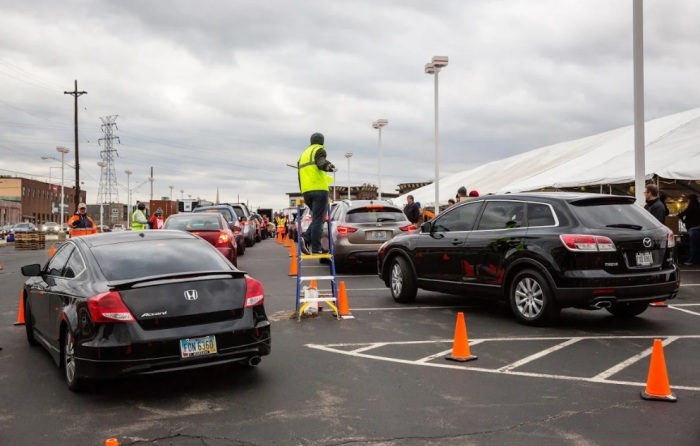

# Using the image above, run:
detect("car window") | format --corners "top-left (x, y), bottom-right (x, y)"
top-left (165, 216), bottom-right (222, 231)
top-left (432, 201), bottom-right (482, 232)
top-left (63, 249), bottom-right (86, 279)
top-left (45, 244), bottom-right (75, 277)
top-left (477, 201), bottom-right (526, 230)
top-left (527, 202), bottom-right (557, 227)
top-left (92, 239), bottom-right (232, 281)
top-left (232, 207), bottom-right (246, 219)
top-left (346, 208), bottom-right (406, 223)
top-left (571, 201), bottom-right (660, 230)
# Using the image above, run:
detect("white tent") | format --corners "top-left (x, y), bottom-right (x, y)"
top-left (395, 107), bottom-right (700, 208)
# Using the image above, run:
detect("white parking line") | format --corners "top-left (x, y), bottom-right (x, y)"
top-left (307, 335), bottom-right (700, 391)
top-left (669, 306), bottom-right (700, 317)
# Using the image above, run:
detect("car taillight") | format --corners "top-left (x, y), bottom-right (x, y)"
top-left (667, 231), bottom-right (675, 248)
top-left (244, 277), bottom-right (264, 307)
top-left (87, 291), bottom-right (135, 323)
top-left (399, 224), bottom-right (414, 232)
top-left (216, 232), bottom-right (231, 246)
top-left (337, 226), bottom-right (359, 236)
top-left (560, 234), bottom-right (616, 252)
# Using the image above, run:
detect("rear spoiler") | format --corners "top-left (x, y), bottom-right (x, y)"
top-left (107, 270), bottom-right (247, 288)
top-left (568, 196), bottom-right (636, 206)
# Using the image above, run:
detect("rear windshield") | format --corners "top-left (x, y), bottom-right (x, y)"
top-left (570, 201), bottom-right (662, 230)
top-left (346, 208), bottom-right (407, 223)
top-left (164, 215), bottom-right (222, 231)
top-left (92, 239), bottom-right (232, 281)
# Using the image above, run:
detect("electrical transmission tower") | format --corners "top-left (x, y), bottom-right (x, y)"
top-left (97, 115), bottom-right (121, 205)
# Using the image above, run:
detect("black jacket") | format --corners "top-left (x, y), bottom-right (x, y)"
top-left (403, 202), bottom-right (420, 224)
top-left (644, 198), bottom-right (666, 224)
top-left (679, 204), bottom-right (700, 230)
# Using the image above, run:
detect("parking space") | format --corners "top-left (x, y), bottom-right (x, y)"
top-left (2, 238), bottom-right (700, 445)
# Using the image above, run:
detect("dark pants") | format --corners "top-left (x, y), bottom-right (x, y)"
top-left (689, 227), bottom-right (700, 264)
top-left (302, 190), bottom-right (328, 252)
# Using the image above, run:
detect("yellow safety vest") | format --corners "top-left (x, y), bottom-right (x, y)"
top-left (298, 144), bottom-right (331, 193)
top-left (131, 210), bottom-right (147, 230)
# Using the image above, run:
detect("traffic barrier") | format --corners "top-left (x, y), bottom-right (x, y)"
top-left (49, 245), bottom-right (56, 257)
top-left (649, 301), bottom-right (667, 308)
top-left (446, 312), bottom-right (477, 362)
top-left (288, 250), bottom-right (298, 276)
top-left (14, 291), bottom-right (25, 326)
top-left (641, 339), bottom-right (677, 402)
top-left (105, 438), bottom-right (119, 446)
top-left (337, 281), bottom-right (353, 318)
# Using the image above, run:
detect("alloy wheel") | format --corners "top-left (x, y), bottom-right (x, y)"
top-left (391, 262), bottom-right (403, 297)
top-left (514, 277), bottom-right (544, 319)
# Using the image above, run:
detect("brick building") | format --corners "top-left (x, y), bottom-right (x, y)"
top-left (0, 177), bottom-right (86, 225)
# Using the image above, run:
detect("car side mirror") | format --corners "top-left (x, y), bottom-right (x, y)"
top-left (420, 221), bottom-right (432, 233)
top-left (21, 264), bottom-right (42, 277)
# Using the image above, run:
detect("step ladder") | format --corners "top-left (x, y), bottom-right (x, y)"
top-left (294, 199), bottom-right (339, 321)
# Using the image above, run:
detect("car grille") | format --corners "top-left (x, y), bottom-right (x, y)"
top-left (138, 309), bottom-right (244, 330)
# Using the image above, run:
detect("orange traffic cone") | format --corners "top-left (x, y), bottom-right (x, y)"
top-left (49, 245), bottom-right (56, 257)
top-left (446, 312), bottom-right (477, 362)
top-left (288, 251), bottom-right (298, 276)
top-left (276, 231), bottom-right (282, 244)
top-left (14, 291), bottom-right (25, 326)
top-left (105, 439), bottom-right (119, 446)
top-left (308, 279), bottom-right (321, 312)
top-left (284, 233), bottom-right (291, 247)
top-left (649, 301), bottom-right (667, 308)
top-left (641, 339), bottom-right (677, 402)
top-left (0, 260), bottom-right (3, 270)
top-left (289, 240), bottom-right (296, 257)
top-left (337, 281), bottom-right (353, 318)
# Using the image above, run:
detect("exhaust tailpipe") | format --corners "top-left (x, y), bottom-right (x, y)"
top-left (594, 300), bottom-right (612, 309)
top-left (248, 356), bottom-right (261, 367)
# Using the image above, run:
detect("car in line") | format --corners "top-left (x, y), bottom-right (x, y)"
top-left (193, 204), bottom-right (253, 250)
top-left (163, 212), bottom-right (238, 267)
top-left (41, 222), bottom-right (61, 234)
top-left (20, 230), bottom-right (270, 391)
top-left (321, 200), bottom-right (413, 271)
top-left (1, 223), bottom-right (15, 239)
top-left (96, 225), bottom-right (112, 233)
top-left (112, 224), bottom-right (126, 231)
top-left (377, 192), bottom-right (680, 326)
top-left (11, 222), bottom-right (39, 233)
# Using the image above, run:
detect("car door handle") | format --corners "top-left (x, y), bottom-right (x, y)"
top-left (451, 239), bottom-right (462, 246)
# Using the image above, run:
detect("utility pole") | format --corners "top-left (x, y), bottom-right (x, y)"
top-left (64, 80), bottom-right (87, 212)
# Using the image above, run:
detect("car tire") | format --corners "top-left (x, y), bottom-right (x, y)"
top-left (237, 242), bottom-right (245, 256)
top-left (63, 329), bottom-right (90, 392)
top-left (606, 302), bottom-right (649, 318)
top-left (245, 238), bottom-right (254, 247)
top-left (25, 296), bottom-right (39, 346)
top-left (509, 269), bottom-right (560, 326)
top-left (390, 256), bottom-right (417, 303)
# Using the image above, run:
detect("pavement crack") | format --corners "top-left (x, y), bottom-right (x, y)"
top-left (122, 432), bottom-right (260, 445)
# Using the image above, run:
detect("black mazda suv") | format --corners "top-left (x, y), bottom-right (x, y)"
top-left (377, 192), bottom-right (680, 326)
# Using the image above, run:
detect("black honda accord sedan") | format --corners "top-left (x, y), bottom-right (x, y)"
top-left (378, 192), bottom-right (680, 326)
top-left (21, 230), bottom-right (271, 391)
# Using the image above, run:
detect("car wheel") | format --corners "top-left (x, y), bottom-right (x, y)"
top-left (606, 302), bottom-right (649, 318)
top-left (25, 296), bottom-right (39, 346)
top-left (390, 256), bottom-right (417, 303)
top-left (509, 269), bottom-right (560, 326)
top-left (245, 238), bottom-right (254, 247)
top-left (63, 329), bottom-right (89, 392)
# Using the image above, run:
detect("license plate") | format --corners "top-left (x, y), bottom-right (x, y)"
top-left (370, 231), bottom-right (387, 240)
top-left (636, 251), bottom-right (653, 266)
top-left (180, 335), bottom-right (217, 358)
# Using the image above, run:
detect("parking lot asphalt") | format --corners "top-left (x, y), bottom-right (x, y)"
top-left (1, 237), bottom-right (699, 445)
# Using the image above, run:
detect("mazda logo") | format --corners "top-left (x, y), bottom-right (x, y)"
top-left (642, 237), bottom-right (652, 248)
top-left (184, 290), bottom-right (198, 301)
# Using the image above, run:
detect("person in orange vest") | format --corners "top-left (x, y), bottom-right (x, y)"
top-left (66, 203), bottom-right (97, 237)
top-left (149, 208), bottom-right (165, 229)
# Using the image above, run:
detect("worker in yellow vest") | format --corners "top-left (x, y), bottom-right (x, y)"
top-left (131, 202), bottom-right (148, 230)
top-left (297, 132), bottom-right (336, 254)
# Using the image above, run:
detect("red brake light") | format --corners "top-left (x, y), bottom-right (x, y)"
top-left (399, 224), bottom-right (414, 232)
top-left (88, 291), bottom-right (135, 323)
top-left (337, 226), bottom-right (359, 236)
top-left (216, 232), bottom-right (231, 246)
top-left (559, 234), bottom-right (616, 252)
top-left (365, 204), bottom-right (385, 210)
top-left (244, 277), bottom-right (264, 307)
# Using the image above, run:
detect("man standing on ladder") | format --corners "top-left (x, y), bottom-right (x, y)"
top-left (297, 132), bottom-right (337, 255)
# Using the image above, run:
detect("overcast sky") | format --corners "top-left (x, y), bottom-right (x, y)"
top-left (1, 0), bottom-right (699, 210)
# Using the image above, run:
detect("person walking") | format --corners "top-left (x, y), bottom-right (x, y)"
top-left (66, 203), bottom-right (97, 237)
top-left (678, 194), bottom-right (700, 265)
top-left (644, 184), bottom-right (666, 224)
top-left (297, 132), bottom-right (336, 254)
top-left (131, 202), bottom-right (149, 231)
top-left (403, 194), bottom-right (420, 227)
top-left (149, 208), bottom-right (165, 230)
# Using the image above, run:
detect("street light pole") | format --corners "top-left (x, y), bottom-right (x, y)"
top-left (97, 162), bottom-right (106, 229)
top-left (169, 185), bottom-right (174, 201)
top-left (125, 170), bottom-right (132, 228)
top-left (345, 152), bottom-right (353, 200)
top-left (180, 189), bottom-right (184, 200)
top-left (372, 119), bottom-right (388, 200)
top-left (56, 146), bottom-right (70, 229)
top-left (425, 56), bottom-right (448, 216)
